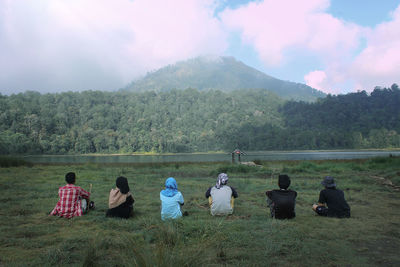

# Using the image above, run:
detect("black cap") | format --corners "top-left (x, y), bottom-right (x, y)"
top-left (321, 176), bottom-right (336, 188)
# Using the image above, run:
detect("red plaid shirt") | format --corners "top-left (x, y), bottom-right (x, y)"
top-left (50, 184), bottom-right (90, 218)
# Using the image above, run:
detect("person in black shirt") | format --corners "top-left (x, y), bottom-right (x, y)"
top-left (312, 176), bottom-right (350, 218)
top-left (106, 176), bottom-right (134, 219)
top-left (266, 174), bottom-right (297, 219)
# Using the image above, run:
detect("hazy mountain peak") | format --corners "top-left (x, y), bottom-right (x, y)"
top-left (125, 56), bottom-right (325, 101)
top-left (193, 54), bottom-right (224, 63)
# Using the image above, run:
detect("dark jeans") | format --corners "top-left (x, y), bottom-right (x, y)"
top-left (315, 206), bottom-right (328, 216)
top-left (315, 206), bottom-right (350, 218)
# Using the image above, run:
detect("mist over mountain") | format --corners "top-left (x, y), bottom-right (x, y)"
top-left (125, 56), bottom-right (326, 101)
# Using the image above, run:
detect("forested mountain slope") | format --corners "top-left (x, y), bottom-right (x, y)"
top-left (278, 84), bottom-right (400, 149)
top-left (0, 85), bottom-right (399, 154)
top-left (125, 56), bottom-right (325, 102)
top-left (0, 89), bottom-right (283, 154)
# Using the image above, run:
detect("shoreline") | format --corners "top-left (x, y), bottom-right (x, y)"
top-left (17, 148), bottom-right (400, 157)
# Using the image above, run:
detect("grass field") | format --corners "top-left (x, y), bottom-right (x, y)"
top-left (0, 157), bottom-right (399, 266)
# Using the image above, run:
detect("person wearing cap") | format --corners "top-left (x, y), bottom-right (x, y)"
top-left (205, 173), bottom-right (238, 216)
top-left (312, 176), bottom-right (350, 218)
top-left (160, 177), bottom-right (185, 220)
top-left (106, 176), bottom-right (134, 219)
top-left (50, 172), bottom-right (91, 218)
top-left (266, 174), bottom-right (297, 219)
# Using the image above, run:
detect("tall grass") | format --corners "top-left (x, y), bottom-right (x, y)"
top-left (0, 157), bottom-right (399, 266)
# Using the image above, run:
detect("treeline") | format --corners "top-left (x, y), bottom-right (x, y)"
top-left (0, 85), bottom-right (399, 154)
top-left (278, 84), bottom-right (400, 149)
top-left (0, 89), bottom-right (283, 154)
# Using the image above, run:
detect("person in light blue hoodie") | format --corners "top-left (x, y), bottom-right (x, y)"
top-left (160, 177), bottom-right (184, 220)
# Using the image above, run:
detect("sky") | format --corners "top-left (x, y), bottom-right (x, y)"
top-left (0, 0), bottom-right (399, 95)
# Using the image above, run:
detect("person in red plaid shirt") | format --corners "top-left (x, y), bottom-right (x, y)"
top-left (50, 172), bottom-right (91, 218)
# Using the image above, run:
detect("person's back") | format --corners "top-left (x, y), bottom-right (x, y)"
top-left (206, 173), bottom-right (238, 216)
top-left (313, 176), bottom-right (350, 218)
top-left (266, 174), bottom-right (297, 219)
top-left (210, 186), bottom-right (234, 216)
top-left (50, 172), bottom-right (90, 218)
top-left (160, 191), bottom-right (184, 220)
top-left (160, 177), bottom-right (184, 220)
top-left (106, 176), bottom-right (134, 219)
top-left (319, 188), bottom-right (350, 218)
top-left (266, 189), bottom-right (297, 219)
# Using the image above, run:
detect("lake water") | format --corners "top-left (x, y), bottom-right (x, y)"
top-left (23, 150), bottom-right (400, 164)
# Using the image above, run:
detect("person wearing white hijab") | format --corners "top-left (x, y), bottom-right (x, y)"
top-left (205, 173), bottom-right (238, 216)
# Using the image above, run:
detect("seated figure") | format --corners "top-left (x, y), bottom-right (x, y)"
top-left (106, 176), bottom-right (134, 219)
top-left (266, 174), bottom-right (297, 219)
top-left (312, 176), bottom-right (350, 218)
top-left (160, 177), bottom-right (184, 220)
top-left (205, 173), bottom-right (238, 216)
top-left (50, 172), bottom-right (91, 218)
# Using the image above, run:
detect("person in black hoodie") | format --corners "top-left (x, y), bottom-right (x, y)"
top-left (106, 176), bottom-right (134, 219)
top-left (312, 176), bottom-right (350, 218)
top-left (266, 174), bottom-right (297, 219)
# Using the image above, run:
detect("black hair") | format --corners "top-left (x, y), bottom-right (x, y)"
top-left (278, 174), bottom-right (291, 189)
top-left (116, 176), bottom-right (130, 194)
top-left (65, 172), bottom-right (76, 184)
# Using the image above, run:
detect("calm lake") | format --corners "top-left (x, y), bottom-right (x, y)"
top-left (23, 150), bottom-right (400, 164)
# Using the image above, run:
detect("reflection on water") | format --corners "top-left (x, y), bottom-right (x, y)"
top-left (23, 150), bottom-right (400, 164)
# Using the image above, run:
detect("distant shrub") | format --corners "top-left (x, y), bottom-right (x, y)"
top-left (349, 163), bottom-right (365, 171)
top-left (370, 157), bottom-right (392, 164)
top-left (213, 164), bottom-right (253, 175)
top-left (290, 161), bottom-right (316, 173)
top-left (288, 161), bottom-right (331, 173)
top-left (367, 156), bottom-right (400, 170)
top-left (0, 156), bottom-right (33, 168)
top-left (392, 175), bottom-right (400, 186)
top-left (253, 159), bottom-right (263, 165)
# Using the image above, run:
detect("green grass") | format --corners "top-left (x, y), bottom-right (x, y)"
top-left (0, 157), bottom-right (400, 266)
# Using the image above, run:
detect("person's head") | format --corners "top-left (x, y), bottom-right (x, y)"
top-left (65, 172), bottom-right (76, 184)
top-left (278, 174), bottom-right (290, 190)
top-left (216, 173), bottom-right (229, 189)
top-left (165, 177), bottom-right (178, 190)
top-left (161, 177), bottom-right (178, 197)
top-left (116, 176), bottom-right (130, 194)
top-left (321, 176), bottom-right (336, 189)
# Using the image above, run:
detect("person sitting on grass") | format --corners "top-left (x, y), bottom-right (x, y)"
top-left (50, 172), bottom-right (90, 218)
top-left (266, 174), bottom-right (297, 219)
top-left (205, 173), bottom-right (238, 216)
top-left (312, 176), bottom-right (351, 218)
top-left (160, 177), bottom-right (185, 221)
top-left (106, 176), bottom-right (134, 219)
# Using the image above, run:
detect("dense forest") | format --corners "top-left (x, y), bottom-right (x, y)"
top-left (277, 83), bottom-right (400, 149)
top-left (0, 84), bottom-right (399, 154)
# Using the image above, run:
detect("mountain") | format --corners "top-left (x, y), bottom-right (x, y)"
top-left (125, 56), bottom-right (326, 101)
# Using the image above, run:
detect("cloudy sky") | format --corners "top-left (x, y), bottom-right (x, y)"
top-left (1, 0), bottom-right (399, 95)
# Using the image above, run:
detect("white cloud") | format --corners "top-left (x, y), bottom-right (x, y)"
top-left (350, 5), bottom-right (400, 91)
top-left (221, 0), bottom-right (400, 93)
top-left (304, 70), bottom-right (326, 91)
top-left (0, 0), bottom-right (227, 94)
top-left (220, 0), bottom-right (364, 65)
